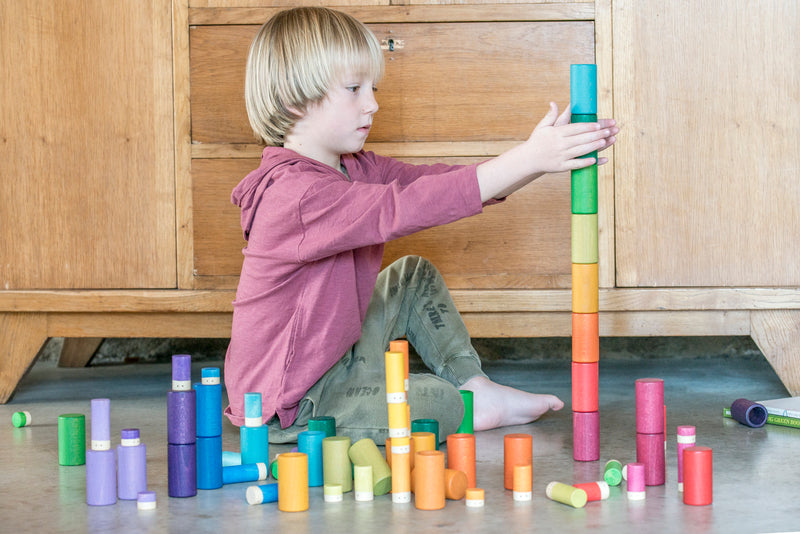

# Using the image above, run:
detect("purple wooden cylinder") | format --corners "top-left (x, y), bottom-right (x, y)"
top-left (636, 432), bottom-right (666, 486)
top-left (117, 429), bottom-right (147, 500)
top-left (168, 443), bottom-right (197, 498)
top-left (172, 354), bottom-right (192, 390)
top-left (90, 398), bottom-right (111, 448)
top-left (86, 448), bottom-right (117, 506)
top-left (573, 411), bottom-right (600, 461)
top-left (730, 398), bottom-right (768, 428)
top-left (167, 390), bottom-right (196, 445)
top-left (635, 378), bottom-right (664, 434)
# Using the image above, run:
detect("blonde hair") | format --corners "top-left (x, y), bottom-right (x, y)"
top-left (245, 7), bottom-right (385, 146)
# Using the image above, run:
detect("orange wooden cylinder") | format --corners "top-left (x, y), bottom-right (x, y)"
top-left (446, 433), bottom-right (476, 488)
top-left (414, 450), bottom-right (446, 510)
top-left (410, 467), bottom-right (466, 500)
top-left (391, 437), bottom-right (411, 502)
top-left (513, 464), bottom-right (533, 494)
top-left (386, 436), bottom-right (416, 469)
top-left (277, 452), bottom-right (308, 512)
top-left (572, 263), bottom-right (599, 313)
top-left (572, 312), bottom-right (599, 363)
top-left (572, 361), bottom-right (599, 412)
top-left (503, 433), bottom-right (533, 490)
top-left (444, 468), bottom-right (468, 500)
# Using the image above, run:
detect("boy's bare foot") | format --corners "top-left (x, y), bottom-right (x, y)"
top-left (460, 375), bottom-right (564, 431)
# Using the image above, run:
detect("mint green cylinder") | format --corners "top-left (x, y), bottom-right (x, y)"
top-left (571, 165), bottom-right (598, 214)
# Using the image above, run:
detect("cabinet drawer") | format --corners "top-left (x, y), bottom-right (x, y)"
top-left (190, 21), bottom-right (593, 144)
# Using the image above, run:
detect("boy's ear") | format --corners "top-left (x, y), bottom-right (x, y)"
top-left (286, 105), bottom-right (304, 118)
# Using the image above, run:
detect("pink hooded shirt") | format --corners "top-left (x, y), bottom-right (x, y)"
top-left (224, 147), bottom-right (486, 428)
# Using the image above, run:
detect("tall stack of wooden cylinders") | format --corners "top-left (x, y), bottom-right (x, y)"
top-left (570, 64), bottom-right (600, 462)
top-left (385, 350), bottom-right (411, 504)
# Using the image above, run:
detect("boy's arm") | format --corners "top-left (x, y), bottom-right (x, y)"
top-left (477, 103), bottom-right (618, 201)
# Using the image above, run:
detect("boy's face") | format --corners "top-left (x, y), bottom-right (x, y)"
top-left (286, 71), bottom-right (379, 169)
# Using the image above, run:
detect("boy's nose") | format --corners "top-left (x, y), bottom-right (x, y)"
top-left (363, 93), bottom-right (379, 114)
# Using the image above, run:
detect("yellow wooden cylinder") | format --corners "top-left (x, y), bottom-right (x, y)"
top-left (385, 351), bottom-right (405, 395)
top-left (572, 263), bottom-right (599, 313)
top-left (387, 401), bottom-right (409, 437)
top-left (277, 452), bottom-right (308, 512)
top-left (411, 432), bottom-right (436, 454)
top-left (571, 213), bottom-right (598, 264)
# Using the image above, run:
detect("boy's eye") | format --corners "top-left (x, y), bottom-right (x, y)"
top-left (346, 85), bottom-right (359, 93)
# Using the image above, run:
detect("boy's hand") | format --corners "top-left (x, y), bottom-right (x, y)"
top-left (525, 102), bottom-right (618, 174)
top-left (476, 102), bottom-right (619, 201)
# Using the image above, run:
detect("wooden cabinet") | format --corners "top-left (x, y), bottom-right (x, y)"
top-left (0, 0), bottom-right (176, 290)
top-left (2, 0), bottom-right (800, 403)
top-left (613, 0), bottom-right (800, 288)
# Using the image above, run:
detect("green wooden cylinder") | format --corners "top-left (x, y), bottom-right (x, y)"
top-left (308, 416), bottom-right (336, 438)
top-left (58, 413), bottom-right (86, 466)
top-left (571, 165), bottom-right (598, 214)
top-left (571, 114), bottom-right (597, 123)
top-left (456, 390), bottom-right (474, 434)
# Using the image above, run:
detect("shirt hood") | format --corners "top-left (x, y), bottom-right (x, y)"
top-left (231, 147), bottom-right (307, 241)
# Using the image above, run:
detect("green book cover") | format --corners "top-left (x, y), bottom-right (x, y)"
top-left (723, 407), bottom-right (800, 429)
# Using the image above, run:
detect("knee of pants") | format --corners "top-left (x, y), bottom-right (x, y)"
top-left (408, 373), bottom-right (465, 440)
top-left (383, 254), bottom-right (438, 279)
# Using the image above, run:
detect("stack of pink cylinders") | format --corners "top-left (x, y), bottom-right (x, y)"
top-left (635, 378), bottom-right (665, 486)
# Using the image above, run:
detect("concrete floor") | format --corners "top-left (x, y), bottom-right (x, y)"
top-left (2, 347), bottom-right (798, 533)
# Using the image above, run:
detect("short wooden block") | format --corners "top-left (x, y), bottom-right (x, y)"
top-left (570, 64), bottom-right (597, 114)
top-left (571, 214), bottom-right (598, 264)
top-left (571, 165), bottom-right (597, 214)
top-left (572, 313), bottom-right (599, 363)
top-left (572, 361), bottom-right (599, 412)
top-left (571, 114), bottom-right (597, 123)
top-left (572, 263), bottom-right (599, 313)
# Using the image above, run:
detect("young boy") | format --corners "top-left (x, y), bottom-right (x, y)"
top-left (224, 7), bottom-right (617, 443)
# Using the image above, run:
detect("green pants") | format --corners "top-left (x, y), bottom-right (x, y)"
top-left (267, 255), bottom-right (487, 443)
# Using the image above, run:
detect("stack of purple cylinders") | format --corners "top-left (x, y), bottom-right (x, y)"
top-left (168, 354), bottom-right (197, 497)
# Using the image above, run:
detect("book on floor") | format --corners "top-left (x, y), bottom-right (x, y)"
top-left (757, 396), bottom-right (800, 419)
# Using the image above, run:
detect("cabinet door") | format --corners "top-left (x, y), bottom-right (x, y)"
top-left (0, 0), bottom-right (175, 289)
top-left (613, 0), bottom-right (800, 287)
top-left (189, 17), bottom-right (594, 289)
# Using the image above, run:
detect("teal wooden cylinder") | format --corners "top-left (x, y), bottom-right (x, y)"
top-left (571, 165), bottom-right (598, 214)
top-left (570, 64), bottom-right (597, 114)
